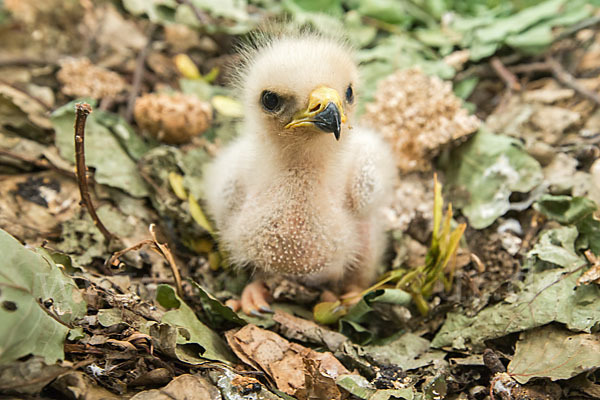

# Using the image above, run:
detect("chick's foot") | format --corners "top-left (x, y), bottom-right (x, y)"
top-left (231, 280), bottom-right (273, 317)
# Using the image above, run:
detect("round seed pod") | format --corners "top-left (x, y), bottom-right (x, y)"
top-left (57, 58), bottom-right (126, 99)
top-left (363, 68), bottom-right (480, 172)
top-left (134, 93), bottom-right (212, 144)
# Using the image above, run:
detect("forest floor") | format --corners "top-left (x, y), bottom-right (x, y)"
top-left (1, 0), bottom-right (600, 399)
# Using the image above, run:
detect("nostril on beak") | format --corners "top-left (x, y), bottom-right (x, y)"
top-left (309, 104), bottom-right (321, 113)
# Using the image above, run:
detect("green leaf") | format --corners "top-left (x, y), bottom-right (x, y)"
top-left (189, 281), bottom-right (246, 328)
top-left (474, 0), bottom-right (566, 43)
top-left (51, 100), bottom-right (149, 198)
top-left (97, 308), bottom-right (126, 327)
top-left (339, 289), bottom-right (412, 344)
top-left (355, 0), bottom-right (411, 25)
top-left (154, 285), bottom-right (235, 363)
top-left (454, 76), bottom-right (479, 100)
top-left (528, 226), bottom-right (586, 270)
top-left (508, 325), bottom-right (600, 384)
top-left (282, 0), bottom-right (342, 14)
top-left (336, 374), bottom-right (422, 400)
top-left (534, 195), bottom-right (600, 255)
top-left (0, 229), bottom-right (86, 364)
top-left (442, 127), bottom-right (543, 229)
top-left (314, 301), bottom-right (347, 325)
top-left (360, 333), bottom-right (446, 370)
top-left (534, 195), bottom-right (597, 225)
top-left (156, 284), bottom-right (181, 309)
top-left (432, 267), bottom-right (600, 349)
top-left (577, 217), bottom-right (600, 256)
top-left (505, 24), bottom-right (553, 54)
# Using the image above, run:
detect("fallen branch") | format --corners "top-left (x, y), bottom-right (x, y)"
top-left (105, 224), bottom-right (184, 299)
top-left (74, 103), bottom-right (113, 242)
top-left (491, 56), bottom-right (521, 91)
top-left (175, 0), bottom-right (210, 25)
top-left (125, 24), bottom-right (156, 122)
top-left (546, 56), bottom-right (600, 106)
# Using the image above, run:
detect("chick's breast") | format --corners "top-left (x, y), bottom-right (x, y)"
top-left (222, 170), bottom-right (359, 280)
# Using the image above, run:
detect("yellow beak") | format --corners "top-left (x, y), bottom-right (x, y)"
top-left (284, 86), bottom-right (347, 140)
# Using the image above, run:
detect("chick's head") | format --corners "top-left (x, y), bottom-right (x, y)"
top-left (238, 34), bottom-right (358, 143)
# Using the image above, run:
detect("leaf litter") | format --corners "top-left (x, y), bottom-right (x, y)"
top-left (1, 0), bottom-right (600, 398)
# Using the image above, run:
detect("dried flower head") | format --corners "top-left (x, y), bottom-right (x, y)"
top-left (363, 68), bottom-right (480, 172)
top-left (134, 93), bottom-right (212, 144)
top-left (57, 58), bottom-right (126, 99)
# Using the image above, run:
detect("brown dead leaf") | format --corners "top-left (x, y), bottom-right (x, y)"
top-left (273, 310), bottom-right (347, 352)
top-left (130, 374), bottom-right (221, 400)
top-left (225, 324), bottom-right (351, 400)
top-left (51, 371), bottom-right (120, 400)
top-left (106, 339), bottom-right (138, 352)
top-left (0, 171), bottom-right (79, 244)
top-left (0, 357), bottom-right (69, 395)
top-left (577, 250), bottom-right (600, 286)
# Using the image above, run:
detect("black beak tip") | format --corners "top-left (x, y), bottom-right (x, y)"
top-left (314, 102), bottom-right (342, 140)
top-left (333, 127), bottom-right (340, 141)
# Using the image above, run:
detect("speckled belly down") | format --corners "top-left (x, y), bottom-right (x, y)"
top-left (226, 188), bottom-right (357, 281)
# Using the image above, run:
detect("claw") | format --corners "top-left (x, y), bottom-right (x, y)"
top-left (240, 280), bottom-right (273, 317)
top-left (259, 305), bottom-right (274, 313)
top-left (250, 309), bottom-right (262, 317)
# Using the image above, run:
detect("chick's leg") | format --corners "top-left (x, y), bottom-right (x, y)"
top-left (340, 220), bottom-right (380, 305)
top-left (228, 280), bottom-right (273, 316)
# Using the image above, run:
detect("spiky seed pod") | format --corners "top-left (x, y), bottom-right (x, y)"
top-left (134, 93), bottom-right (212, 144)
top-left (363, 68), bottom-right (480, 172)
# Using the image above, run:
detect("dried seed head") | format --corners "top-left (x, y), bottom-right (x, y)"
top-left (57, 58), bottom-right (126, 99)
top-left (134, 93), bottom-right (212, 144)
top-left (363, 68), bottom-right (480, 172)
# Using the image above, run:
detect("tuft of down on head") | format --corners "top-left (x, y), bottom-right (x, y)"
top-left (231, 30), bottom-right (359, 143)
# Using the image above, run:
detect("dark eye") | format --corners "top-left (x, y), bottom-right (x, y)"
top-left (261, 90), bottom-right (281, 112)
top-left (345, 85), bottom-right (354, 104)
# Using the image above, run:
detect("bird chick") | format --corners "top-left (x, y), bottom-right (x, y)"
top-left (204, 32), bottom-right (395, 316)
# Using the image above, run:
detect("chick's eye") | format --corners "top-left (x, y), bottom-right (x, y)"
top-left (345, 85), bottom-right (354, 104)
top-left (261, 91), bottom-right (281, 112)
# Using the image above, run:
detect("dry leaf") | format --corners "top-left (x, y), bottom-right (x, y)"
top-left (225, 324), bottom-right (351, 400)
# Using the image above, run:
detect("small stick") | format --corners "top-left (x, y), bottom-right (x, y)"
top-left (74, 103), bottom-right (113, 242)
top-left (490, 57), bottom-right (521, 91)
top-left (546, 56), bottom-right (600, 106)
top-left (125, 25), bottom-right (156, 122)
top-left (149, 224), bottom-right (184, 300)
top-left (508, 61), bottom-right (551, 74)
top-left (105, 224), bottom-right (184, 299)
top-left (175, 0), bottom-right (210, 25)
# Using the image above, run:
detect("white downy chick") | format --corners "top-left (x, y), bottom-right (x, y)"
top-left (204, 31), bottom-right (395, 315)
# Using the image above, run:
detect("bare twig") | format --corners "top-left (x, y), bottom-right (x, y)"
top-left (0, 57), bottom-right (55, 68)
top-left (175, 0), bottom-right (210, 25)
top-left (546, 56), bottom-right (600, 106)
top-left (490, 56), bottom-right (521, 91)
top-left (105, 239), bottom-right (155, 269)
top-left (508, 61), bottom-right (551, 74)
top-left (74, 103), bottom-right (113, 242)
top-left (149, 224), bottom-right (184, 300)
top-left (105, 224), bottom-right (184, 299)
top-left (126, 24), bottom-right (156, 122)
